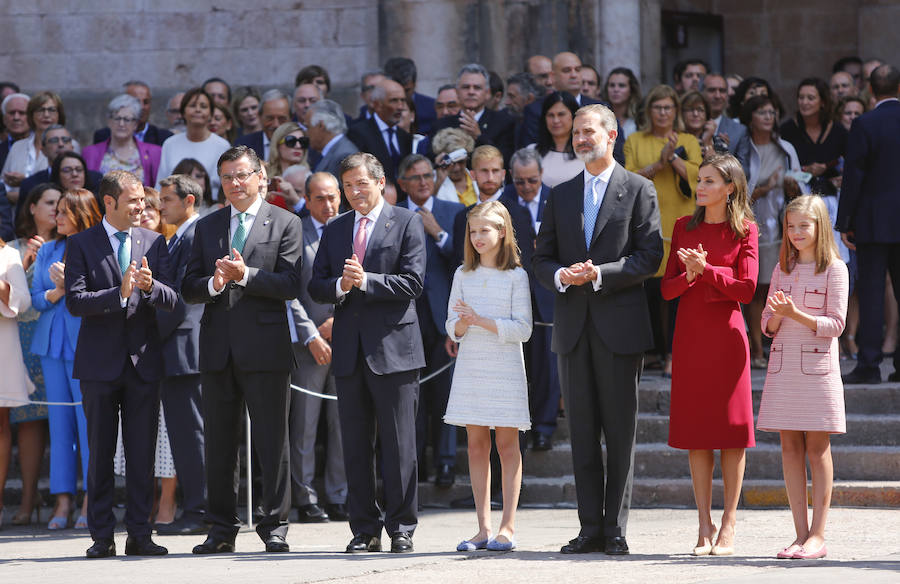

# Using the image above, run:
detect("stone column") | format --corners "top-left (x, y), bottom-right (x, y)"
top-left (598, 0), bottom-right (642, 78)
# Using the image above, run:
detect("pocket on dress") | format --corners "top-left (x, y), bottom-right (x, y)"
top-left (768, 343), bottom-right (783, 374)
top-left (801, 344), bottom-right (830, 375)
top-left (804, 287), bottom-right (826, 309)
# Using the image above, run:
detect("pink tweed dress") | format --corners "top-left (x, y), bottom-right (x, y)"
top-left (757, 260), bottom-right (849, 433)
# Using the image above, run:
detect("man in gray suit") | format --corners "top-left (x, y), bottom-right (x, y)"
top-left (155, 174), bottom-right (207, 535)
top-left (702, 73), bottom-right (745, 153)
top-left (287, 172), bottom-right (348, 522)
top-left (534, 104), bottom-right (662, 555)
top-left (307, 99), bottom-right (359, 181)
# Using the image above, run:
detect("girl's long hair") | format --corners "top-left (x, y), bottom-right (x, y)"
top-left (687, 154), bottom-right (755, 238)
top-left (779, 195), bottom-right (839, 274)
top-left (462, 201), bottom-right (521, 272)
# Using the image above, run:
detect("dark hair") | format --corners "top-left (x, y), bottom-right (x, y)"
top-left (681, 91), bottom-right (710, 119)
top-left (835, 95), bottom-right (868, 120)
top-left (172, 158), bottom-right (213, 207)
top-left (536, 91), bottom-right (578, 158)
top-left (230, 85), bottom-right (261, 128)
top-left (50, 151), bottom-right (85, 183)
top-left (505, 73), bottom-right (540, 99)
top-left (179, 87), bottom-right (212, 118)
top-left (216, 145), bottom-right (261, 174)
top-left (202, 77), bottom-right (232, 102)
top-left (212, 102), bottom-right (236, 143)
top-left (59, 188), bottom-right (102, 236)
top-left (601, 67), bottom-right (642, 120)
top-left (673, 58), bottom-right (709, 82)
top-left (383, 57), bottom-right (417, 86)
top-left (728, 76), bottom-right (773, 118)
top-left (796, 77), bottom-right (833, 127)
top-left (99, 170), bottom-right (142, 205)
top-left (158, 174), bottom-right (203, 201)
top-left (397, 153), bottom-right (432, 180)
top-left (339, 152), bottom-right (384, 184)
top-left (16, 182), bottom-right (59, 240)
top-left (869, 65), bottom-right (900, 98)
top-left (295, 65), bottom-right (331, 92)
top-left (27, 91), bottom-right (66, 129)
top-left (0, 81), bottom-right (20, 94)
top-left (489, 70), bottom-right (504, 97)
top-left (739, 95), bottom-right (784, 140)
top-left (832, 56), bottom-right (863, 74)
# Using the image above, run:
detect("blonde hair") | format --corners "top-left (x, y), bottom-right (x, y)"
top-left (267, 122), bottom-right (308, 175)
top-left (779, 195), bottom-right (839, 274)
top-left (462, 201), bottom-right (521, 271)
top-left (639, 84), bottom-right (684, 133)
top-left (687, 154), bottom-right (755, 238)
top-left (432, 127), bottom-right (475, 155)
top-left (471, 145), bottom-right (503, 169)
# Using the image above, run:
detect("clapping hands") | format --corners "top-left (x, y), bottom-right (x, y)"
top-left (766, 289), bottom-right (797, 317)
top-left (559, 260), bottom-right (598, 286)
top-left (677, 244), bottom-right (708, 282)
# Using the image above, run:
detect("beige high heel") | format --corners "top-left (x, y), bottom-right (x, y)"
top-left (692, 525), bottom-right (717, 556)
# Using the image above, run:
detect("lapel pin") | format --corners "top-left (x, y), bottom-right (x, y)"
top-left (617, 193), bottom-right (623, 200)
top-left (263, 219), bottom-right (270, 226)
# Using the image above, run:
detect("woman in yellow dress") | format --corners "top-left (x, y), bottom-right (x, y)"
top-left (624, 85), bottom-right (702, 376)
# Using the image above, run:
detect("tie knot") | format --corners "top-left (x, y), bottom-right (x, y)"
top-left (237, 212), bottom-right (246, 224)
top-left (359, 216), bottom-right (369, 228)
top-left (115, 231), bottom-right (128, 243)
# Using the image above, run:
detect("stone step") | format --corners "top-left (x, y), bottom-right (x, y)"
top-left (418, 477), bottom-right (900, 508)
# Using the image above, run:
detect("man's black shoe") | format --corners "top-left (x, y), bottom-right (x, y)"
top-left (604, 536), bottom-right (629, 555)
top-left (124, 535), bottom-right (168, 556)
top-left (85, 539), bottom-right (116, 558)
top-left (842, 366), bottom-right (881, 385)
top-left (296, 503), bottom-right (329, 523)
top-left (560, 535), bottom-right (605, 554)
top-left (435, 464), bottom-right (455, 488)
top-left (265, 534), bottom-right (290, 553)
top-left (532, 432), bottom-right (553, 451)
top-left (155, 516), bottom-right (208, 535)
top-left (346, 533), bottom-right (381, 553)
top-left (324, 503), bottom-right (349, 521)
top-left (192, 536), bottom-right (235, 554)
top-left (391, 532), bottom-right (414, 553)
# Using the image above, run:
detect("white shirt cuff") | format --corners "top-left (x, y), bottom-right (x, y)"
top-left (436, 231), bottom-right (449, 248)
top-left (304, 332), bottom-right (319, 345)
top-left (235, 267), bottom-right (249, 287)
top-left (335, 278), bottom-right (347, 299)
top-left (553, 268), bottom-right (570, 292)
top-left (592, 265), bottom-right (602, 291)
top-left (208, 276), bottom-right (223, 297)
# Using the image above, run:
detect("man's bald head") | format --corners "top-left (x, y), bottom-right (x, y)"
top-left (526, 55), bottom-right (553, 95)
top-left (552, 52), bottom-right (583, 94)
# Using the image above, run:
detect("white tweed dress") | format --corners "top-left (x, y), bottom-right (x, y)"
top-left (444, 265), bottom-right (533, 430)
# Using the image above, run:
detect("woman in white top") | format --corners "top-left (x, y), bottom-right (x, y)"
top-left (2, 92), bottom-right (80, 203)
top-left (155, 87), bottom-right (230, 197)
top-left (533, 91), bottom-right (583, 188)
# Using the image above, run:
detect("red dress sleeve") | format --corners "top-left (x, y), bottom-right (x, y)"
top-left (699, 221), bottom-right (759, 304)
top-left (661, 217), bottom-right (694, 300)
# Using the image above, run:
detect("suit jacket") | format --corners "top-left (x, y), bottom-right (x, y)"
top-left (413, 92), bottom-right (437, 136)
top-left (346, 118), bottom-right (412, 183)
top-left (81, 139), bottom-right (162, 187)
top-left (182, 199), bottom-right (303, 372)
top-left (398, 197), bottom-right (464, 331)
top-left (0, 138), bottom-right (12, 171)
top-left (93, 124), bottom-right (173, 147)
top-left (836, 100), bottom-right (900, 243)
top-left (431, 108), bottom-right (516, 166)
top-left (65, 224), bottom-right (177, 382)
top-left (519, 94), bottom-right (626, 164)
top-left (452, 196), bottom-right (536, 278)
top-left (308, 203), bottom-right (426, 376)
top-left (313, 134), bottom-right (360, 180)
top-left (235, 130), bottom-right (265, 161)
top-left (0, 185), bottom-right (13, 242)
top-left (29, 239), bottom-right (81, 356)
top-left (533, 165), bottom-right (663, 355)
top-left (715, 116), bottom-right (747, 153)
top-left (156, 217), bottom-right (203, 377)
top-left (291, 215), bottom-right (334, 344)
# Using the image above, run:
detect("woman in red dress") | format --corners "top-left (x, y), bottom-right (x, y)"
top-left (661, 154), bottom-right (759, 556)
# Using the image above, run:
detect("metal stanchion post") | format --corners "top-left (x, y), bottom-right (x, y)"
top-left (246, 407), bottom-right (253, 530)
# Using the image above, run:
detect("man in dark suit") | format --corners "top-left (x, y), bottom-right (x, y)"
top-left (308, 152), bottom-right (426, 554)
top-left (347, 80), bottom-right (412, 184)
top-left (65, 170), bottom-right (178, 558)
top-left (1, 92), bottom-right (29, 170)
top-left (519, 52), bottom-right (625, 163)
top-left (500, 148), bottom-right (559, 451)
top-left (431, 63), bottom-right (516, 166)
top-left (93, 81), bottom-right (172, 146)
top-left (287, 172), bottom-right (348, 523)
top-left (306, 99), bottom-right (359, 180)
top-left (534, 104), bottom-right (662, 555)
top-left (384, 57), bottom-right (437, 135)
top-left (353, 70), bottom-right (387, 126)
top-left (235, 89), bottom-right (291, 161)
top-left (396, 153), bottom-right (464, 487)
top-left (837, 64), bottom-right (900, 384)
top-left (182, 145), bottom-right (303, 554)
top-left (701, 74), bottom-right (745, 153)
top-left (154, 174), bottom-right (207, 535)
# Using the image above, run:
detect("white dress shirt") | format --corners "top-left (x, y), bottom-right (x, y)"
top-left (102, 217), bottom-right (133, 307)
top-left (208, 196), bottom-right (263, 296)
top-left (335, 197), bottom-right (385, 298)
top-left (406, 196), bottom-right (449, 247)
top-left (373, 113), bottom-right (401, 153)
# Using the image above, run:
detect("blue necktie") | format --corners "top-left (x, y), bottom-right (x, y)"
top-left (114, 231), bottom-right (130, 275)
top-left (584, 176), bottom-right (601, 249)
top-left (386, 127), bottom-right (402, 174)
top-left (167, 234), bottom-right (179, 253)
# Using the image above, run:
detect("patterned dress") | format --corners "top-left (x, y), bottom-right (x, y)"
top-left (757, 261), bottom-right (849, 433)
top-left (9, 239), bottom-right (48, 423)
top-left (444, 265), bottom-right (533, 430)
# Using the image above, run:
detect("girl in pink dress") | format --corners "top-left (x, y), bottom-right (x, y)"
top-left (758, 195), bottom-right (848, 560)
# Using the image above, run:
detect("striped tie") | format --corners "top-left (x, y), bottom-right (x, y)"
top-left (231, 212), bottom-right (248, 255)
top-left (584, 176), bottom-right (600, 249)
top-left (114, 231), bottom-right (130, 275)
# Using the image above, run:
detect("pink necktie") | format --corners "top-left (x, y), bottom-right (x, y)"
top-left (353, 216), bottom-right (369, 264)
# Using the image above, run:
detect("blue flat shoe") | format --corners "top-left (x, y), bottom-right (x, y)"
top-left (487, 536), bottom-right (516, 551)
top-left (456, 537), bottom-right (490, 551)
top-left (47, 515), bottom-right (69, 530)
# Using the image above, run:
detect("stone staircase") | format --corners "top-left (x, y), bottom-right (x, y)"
top-left (418, 362), bottom-right (900, 508)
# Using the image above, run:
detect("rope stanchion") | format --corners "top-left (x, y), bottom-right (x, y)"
top-left (1, 396), bottom-right (82, 406)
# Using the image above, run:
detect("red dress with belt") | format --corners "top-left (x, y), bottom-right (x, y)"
top-left (661, 216), bottom-right (759, 449)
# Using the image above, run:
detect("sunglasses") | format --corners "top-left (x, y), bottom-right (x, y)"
top-left (281, 136), bottom-right (309, 149)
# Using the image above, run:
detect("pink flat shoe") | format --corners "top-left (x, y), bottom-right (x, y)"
top-left (776, 544), bottom-right (802, 559)
top-left (793, 545), bottom-right (827, 559)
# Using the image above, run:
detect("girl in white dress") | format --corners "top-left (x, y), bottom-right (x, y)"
top-left (445, 201), bottom-right (532, 552)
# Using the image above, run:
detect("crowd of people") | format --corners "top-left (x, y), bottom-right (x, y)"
top-left (0, 50), bottom-right (898, 561)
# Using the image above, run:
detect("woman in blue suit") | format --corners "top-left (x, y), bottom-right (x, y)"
top-left (30, 189), bottom-right (101, 529)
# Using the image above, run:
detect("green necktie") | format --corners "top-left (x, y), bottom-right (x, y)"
top-left (114, 231), bottom-right (130, 275)
top-left (231, 212), bottom-right (248, 255)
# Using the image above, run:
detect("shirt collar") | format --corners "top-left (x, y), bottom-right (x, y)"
top-left (373, 112), bottom-right (394, 132)
top-left (472, 108), bottom-right (485, 122)
top-left (102, 216), bottom-right (130, 238)
top-left (310, 216), bottom-right (325, 233)
top-left (174, 212), bottom-right (199, 240)
top-left (406, 196), bottom-right (434, 213)
top-left (479, 190), bottom-right (502, 203)
top-left (320, 133), bottom-right (344, 158)
top-left (518, 190), bottom-right (541, 207)
top-left (584, 162), bottom-right (616, 187)
top-left (355, 196), bottom-right (385, 224)
top-left (134, 123), bottom-right (149, 142)
top-left (874, 97), bottom-right (899, 109)
top-left (230, 195), bottom-right (263, 219)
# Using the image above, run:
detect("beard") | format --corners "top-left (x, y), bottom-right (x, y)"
top-left (575, 139), bottom-right (607, 164)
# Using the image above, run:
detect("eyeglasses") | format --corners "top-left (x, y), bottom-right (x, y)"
top-left (401, 172), bottom-right (434, 183)
top-left (36, 106), bottom-right (59, 115)
top-left (280, 136), bottom-right (309, 149)
top-left (220, 170), bottom-right (259, 184)
top-left (513, 177), bottom-right (541, 186)
top-left (110, 116), bottom-right (137, 125)
top-left (650, 104), bottom-right (674, 113)
top-left (46, 136), bottom-right (73, 145)
top-left (60, 166), bottom-right (84, 175)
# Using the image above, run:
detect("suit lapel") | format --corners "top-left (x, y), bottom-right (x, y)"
top-left (241, 199), bottom-right (272, 259)
top-left (95, 225), bottom-right (123, 284)
top-left (368, 119), bottom-right (391, 168)
top-left (363, 204), bottom-right (395, 269)
top-left (589, 164), bottom-right (625, 249)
